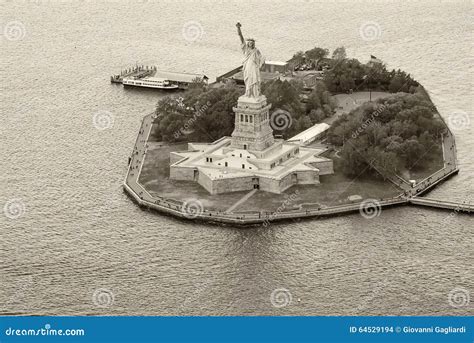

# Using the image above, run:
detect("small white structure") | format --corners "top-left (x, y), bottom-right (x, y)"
top-left (287, 123), bottom-right (330, 145)
top-left (262, 61), bottom-right (289, 74)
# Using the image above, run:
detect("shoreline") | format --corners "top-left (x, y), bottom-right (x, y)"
top-left (122, 112), bottom-right (472, 226)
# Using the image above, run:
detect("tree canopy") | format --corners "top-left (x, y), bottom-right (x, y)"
top-left (152, 77), bottom-right (337, 142)
top-left (151, 83), bottom-right (241, 142)
top-left (289, 46), bottom-right (419, 94)
top-left (262, 79), bottom-right (336, 138)
top-left (327, 91), bottom-right (445, 177)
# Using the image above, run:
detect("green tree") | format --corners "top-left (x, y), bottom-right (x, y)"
top-left (290, 50), bottom-right (306, 68)
top-left (332, 46), bottom-right (346, 60)
top-left (152, 83), bottom-right (242, 142)
top-left (327, 93), bottom-right (444, 177)
top-left (305, 47), bottom-right (329, 61)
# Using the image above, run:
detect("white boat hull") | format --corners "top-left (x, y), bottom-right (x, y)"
top-left (123, 82), bottom-right (179, 90)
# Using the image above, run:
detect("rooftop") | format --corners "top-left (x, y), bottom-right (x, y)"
top-left (171, 137), bottom-right (330, 180)
top-left (265, 60), bottom-right (289, 66)
top-left (154, 70), bottom-right (208, 83)
top-left (288, 123), bottom-right (330, 143)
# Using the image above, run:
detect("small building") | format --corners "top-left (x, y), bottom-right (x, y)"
top-left (215, 61), bottom-right (290, 85)
top-left (262, 61), bottom-right (289, 74)
top-left (223, 70), bottom-right (281, 86)
top-left (153, 70), bottom-right (208, 89)
top-left (287, 123), bottom-right (330, 145)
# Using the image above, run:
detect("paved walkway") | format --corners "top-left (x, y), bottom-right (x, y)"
top-left (408, 129), bottom-right (459, 196)
top-left (225, 189), bottom-right (258, 213)
top-left (122, 112), bottom-right (469, 224)
top-left (373, 128), bottom-right (459, 197)
top-left (410, 197), bottom-right (473, 213)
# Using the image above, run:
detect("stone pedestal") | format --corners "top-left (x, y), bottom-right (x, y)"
top-left (230, 95), bottom-right (275, 151)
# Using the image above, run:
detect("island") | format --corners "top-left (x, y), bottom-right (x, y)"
top-left (122, 25), bottom-right (472, 224)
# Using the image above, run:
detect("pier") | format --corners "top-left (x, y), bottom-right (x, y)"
top-left (110, 65), bottom-right (156, 84)
top-left (122, 112), bottom-right (471, 225)
top-left (410, 197), bottom-right (473, 213)
top-left (111, 66), bottom-right (208, 90)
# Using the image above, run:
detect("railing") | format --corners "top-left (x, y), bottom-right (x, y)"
top-left (409, 197), bottom-right (473, 212)
top-left (122, 110), bottom-right (467, 225)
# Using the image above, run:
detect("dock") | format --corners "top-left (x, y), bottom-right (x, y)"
top-left (111, 66), bottom-right (208, 89)
top-left (410, 197), bottom-right (473, 213)
top-left (110, 65), bottom-right (156, 84)
top-left (152, 70), bottom-right (208, 89)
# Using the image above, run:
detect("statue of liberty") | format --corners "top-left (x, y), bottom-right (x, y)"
top-left (236, 23), bottom-right (265, 98)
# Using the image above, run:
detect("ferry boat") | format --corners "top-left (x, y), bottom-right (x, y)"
top-left (122, 76), bottom-right (179, 90)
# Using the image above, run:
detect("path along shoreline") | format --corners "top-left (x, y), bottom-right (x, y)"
top-left (123, 113), bottom-right (472, 226)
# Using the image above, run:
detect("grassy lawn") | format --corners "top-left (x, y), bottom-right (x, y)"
top-left (139, 142), bottom-right (402, 213)
top-left (138, 90), bottom-right (448, 213)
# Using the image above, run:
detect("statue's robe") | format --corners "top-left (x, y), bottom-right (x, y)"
top-left (241, 43), bottom-right (265, 97)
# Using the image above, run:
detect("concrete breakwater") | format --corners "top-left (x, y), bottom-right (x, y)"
top-left (123, 113), bottom-right (472, 226)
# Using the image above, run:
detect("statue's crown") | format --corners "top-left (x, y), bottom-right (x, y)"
top-left (246, 38), bottom-right (255, 42)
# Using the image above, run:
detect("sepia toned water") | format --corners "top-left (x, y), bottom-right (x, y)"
top-left (1, 0), bottom-right (472, 316)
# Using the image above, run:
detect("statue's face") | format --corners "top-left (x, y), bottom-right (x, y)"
top-left (247, 41), bottom-right (255, 49)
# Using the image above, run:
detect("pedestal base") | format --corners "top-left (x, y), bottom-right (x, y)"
top-left (231, 95), bottom-right (275, 152)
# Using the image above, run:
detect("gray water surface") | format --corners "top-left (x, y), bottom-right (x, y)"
top-left (1, 0), bottom-right (472, 315)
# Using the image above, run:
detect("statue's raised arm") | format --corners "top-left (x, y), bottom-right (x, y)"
top-left (236, 22), bottom-right (244, 45)
top-left (235, 23), bottom-right (265, 98)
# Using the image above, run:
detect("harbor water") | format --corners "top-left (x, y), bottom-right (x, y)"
top-left (1, 0), bottom-right (472, 315)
